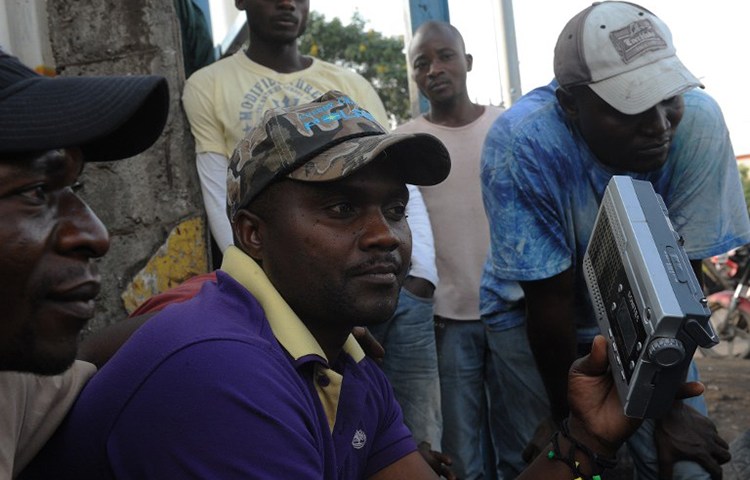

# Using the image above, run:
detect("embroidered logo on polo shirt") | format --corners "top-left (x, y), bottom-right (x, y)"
top-left (352, 429), bottom-right (367, 449)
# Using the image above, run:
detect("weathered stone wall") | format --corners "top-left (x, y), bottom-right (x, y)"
top-left (45, 0), bottom-right (208, 331)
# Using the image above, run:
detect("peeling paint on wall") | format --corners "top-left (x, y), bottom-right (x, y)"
top-left (121, 216), bottom-right (209, 313)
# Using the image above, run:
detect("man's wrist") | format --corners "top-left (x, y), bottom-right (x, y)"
top-left (542, 419), bottom-right (619, 480)
top-left (566, 416), bottom-right (621, 458)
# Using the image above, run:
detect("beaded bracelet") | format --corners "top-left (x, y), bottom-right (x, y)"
top-left (546, 419), bottom-right (617, 480)
top-left (560, 419), bottom-right (618, 471)
top-left (547, 430), bottom-right (599, 480)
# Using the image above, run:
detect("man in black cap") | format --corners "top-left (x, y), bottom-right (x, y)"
top-left (0, 49), bottom-right (169, 477)
top-left (25, 91), bottom-right (699, 480)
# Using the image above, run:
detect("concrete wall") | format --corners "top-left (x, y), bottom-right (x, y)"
top-left (44, 0), bottom-right (208, 331)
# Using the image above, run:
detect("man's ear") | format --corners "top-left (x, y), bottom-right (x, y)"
top-left (465, 53), bottom-right (473, 72)
top-left (235, 0), bottom-right (247, 11)
top-left (232, 210), bottom-right (264, 261)
top-left (555, 86), bottom-right (579, 119)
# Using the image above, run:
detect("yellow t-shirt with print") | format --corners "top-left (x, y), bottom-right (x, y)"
top-left (182, 50), bottom-right (390, 158)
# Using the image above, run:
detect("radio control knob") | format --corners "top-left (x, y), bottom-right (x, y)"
top-left (647, 338), bottom-right (685, 367)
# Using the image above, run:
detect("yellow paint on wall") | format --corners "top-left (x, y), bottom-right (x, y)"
top-left (121, 217), bottom-right (209, 314)
top-left (34, 65), bottom-right (56, 77)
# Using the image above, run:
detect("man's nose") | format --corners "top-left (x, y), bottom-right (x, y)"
top-left (640, 104), bottom-right (671, 135)
top-left (359, 211), bottom-right (402, 252)
top-left (55, 190), bottom-right (111, 259)
top-left (427, 60), bottom-right (444, 78)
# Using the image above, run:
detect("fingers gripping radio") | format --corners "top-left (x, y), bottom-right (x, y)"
top-left (583, 176), bottom-right (718, 418)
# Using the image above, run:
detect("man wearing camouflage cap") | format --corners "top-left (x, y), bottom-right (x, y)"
top-left (27, 91), bottom-right (664, 480)
top-left (25, 90), bottom-right (450, 479)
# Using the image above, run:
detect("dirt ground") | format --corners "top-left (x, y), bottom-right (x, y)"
top-left (603, 353), bottom-right (750, 479)
top-left (695, 354), bottom-right (750, 445)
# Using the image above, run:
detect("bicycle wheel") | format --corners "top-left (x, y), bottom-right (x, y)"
top-left (700, 302), bottom-right (750, 358)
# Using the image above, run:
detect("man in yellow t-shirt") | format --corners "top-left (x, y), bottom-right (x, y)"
top-left (182, 0), bottom-right (389, 253)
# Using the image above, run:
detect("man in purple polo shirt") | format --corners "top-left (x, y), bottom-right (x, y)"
top-left (23, 91), bottom-right (700, 480)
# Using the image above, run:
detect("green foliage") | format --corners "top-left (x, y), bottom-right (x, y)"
top-left (299, 11), bottom-right (410, 124)
top-left (739, 163), bottom-right (750, 215)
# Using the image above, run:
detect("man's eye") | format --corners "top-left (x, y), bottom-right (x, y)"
top-left (386, 204), bottom-right (407, 220)
top-left (71, 181), bottom-right (84, 193)
top-left (328, 203), bottom-right (356, 216)
top-left (414, 61), bottom-right (428, 71)
top-left (18, 185), bottom-right (48, 204)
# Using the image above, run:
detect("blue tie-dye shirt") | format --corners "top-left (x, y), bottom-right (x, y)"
top-left (480, 81), bottom-right (750, 337)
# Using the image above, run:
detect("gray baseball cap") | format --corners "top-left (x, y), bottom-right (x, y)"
top-left (554, 1), bottom-right (701, 114)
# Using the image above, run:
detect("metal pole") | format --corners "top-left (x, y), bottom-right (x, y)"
top-left (493, 0), bottom-right (522, 106)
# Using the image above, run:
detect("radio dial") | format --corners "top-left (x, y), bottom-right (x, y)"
top-left (647, 338), bottom-right (685, 367)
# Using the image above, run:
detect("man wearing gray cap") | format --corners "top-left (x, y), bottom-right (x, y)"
top-left (25, 91), bottom-right (670, 480)
top-left (480, 2), bottom-right (742, 479)
top-left (0, 49), bottom-right (169, 477)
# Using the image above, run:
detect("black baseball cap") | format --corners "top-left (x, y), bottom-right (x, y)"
top-left (0, 49), bottom-right (169, 161)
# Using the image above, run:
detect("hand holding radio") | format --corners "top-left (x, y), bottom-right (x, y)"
top-left (567, 335), bottom-right (641, 457)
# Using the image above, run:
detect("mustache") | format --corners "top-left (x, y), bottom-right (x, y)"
top-left (272, 13), bottom-right (299, 24)
top-left (427, 76), bottom-right (448, 89)
top-left (40, 262), bottom-right (100, 295)
top-left (346, 253), bottom-right (404, 276)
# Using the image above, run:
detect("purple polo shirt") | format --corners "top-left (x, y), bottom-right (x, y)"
top-left (24, 267), bottom-right (416, 479)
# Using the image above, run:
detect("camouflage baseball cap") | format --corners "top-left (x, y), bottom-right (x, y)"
top-left (227, 90), bottom-right (451, 219)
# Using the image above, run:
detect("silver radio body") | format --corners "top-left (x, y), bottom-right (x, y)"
top-left (583, 176), bottom-right (718, 418)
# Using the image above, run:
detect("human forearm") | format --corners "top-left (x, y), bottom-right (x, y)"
top-left (405, 185), bottom-right (438, 288)
top-left (519, 432), bottom-right (615, 480)
top-left (527, 313), bottom-right (576, 422)
top-left (368, 451), bottom-right (439, 480)
top-left (520, 412), bottom-right (622, 480)
top-left (522, 270), bottom-right (577, 422)
top-left (77, 313), bottom-right (155, 368)
top-left (519, 403), bottom-right (623, 480)
top-left (196, 151), bottom-right (233, 251)
top-left (519, 335), bottom-right (638, 479)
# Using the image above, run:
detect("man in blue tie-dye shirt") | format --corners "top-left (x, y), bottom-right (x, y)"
top-left (480, 2), bottom-right (747, 479)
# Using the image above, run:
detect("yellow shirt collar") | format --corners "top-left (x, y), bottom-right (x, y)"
top-left (220, 246), bottom-right (365, 363)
